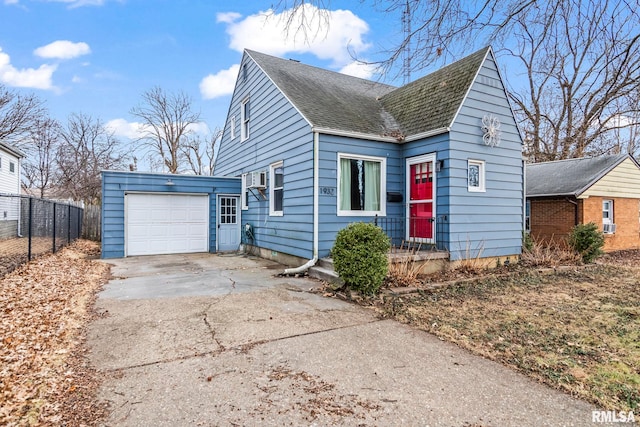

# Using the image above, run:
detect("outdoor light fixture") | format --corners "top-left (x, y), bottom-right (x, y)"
top-left (165, 179), bottom-right (175, 186)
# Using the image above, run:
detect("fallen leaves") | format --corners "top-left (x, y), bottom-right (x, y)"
top-left (0, 240), bottom-right (110, 426)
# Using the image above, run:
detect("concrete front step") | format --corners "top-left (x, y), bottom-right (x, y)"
top-left (308, 264), bottom-right (343, 285)
top-left (309, 252), bottom-right (450, 284)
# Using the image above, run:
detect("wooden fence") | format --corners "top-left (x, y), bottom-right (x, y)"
top-left (82, 204), bottom-right (101, 241)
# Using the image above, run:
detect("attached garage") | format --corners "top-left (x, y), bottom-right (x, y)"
top-left (101, 171), bottom-right (241, 259)
top-left (126, 193), bottom-right (209, 256)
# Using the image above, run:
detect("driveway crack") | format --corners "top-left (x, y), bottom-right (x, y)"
top-left (203, 310), bottom-right (226, 351)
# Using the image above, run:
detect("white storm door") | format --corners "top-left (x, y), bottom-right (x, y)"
top-left (217, 195), bottom-right (240, 252)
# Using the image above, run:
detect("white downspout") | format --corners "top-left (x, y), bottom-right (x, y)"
top-left (284, 131), bottom-right (319, 274)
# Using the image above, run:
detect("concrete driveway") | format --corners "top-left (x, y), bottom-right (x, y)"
top-left (88, 253), bottom-right (599, 426)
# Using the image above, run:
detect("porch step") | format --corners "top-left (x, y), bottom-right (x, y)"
top-left (308, 258), bottom-right (343, 286)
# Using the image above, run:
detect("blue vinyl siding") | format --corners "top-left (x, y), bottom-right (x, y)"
top-left (214, 52), bottom-right (315, 259)
top-left (214, 48), bottom-right (523, 263)
top-left (101, 171), bottom-right (240, 259)
top-left (317, 134), bottom-right (402, 257)
top-left (447, 53), bottom-right (523, 260)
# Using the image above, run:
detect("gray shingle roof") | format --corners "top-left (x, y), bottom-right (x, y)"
top-left (0, 141), bottom-right (25, 158)
top-left (526, 154), bottom-right (628, 197)
top-left (246, 50), bottom-right (397, 136)
top-left (380, 47), bottom-right (489, 136)
top-left (246, 47), bottom-right (490, 139)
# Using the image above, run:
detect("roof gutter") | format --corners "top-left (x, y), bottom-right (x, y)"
top-left (0, 142), bottom-right (25, 159)
top-left (403, 127), bottom-right (450, 142)
top-left (312, 126), bottom-right (400, 143)
top-left (284, 130), bottom-right (319, 274)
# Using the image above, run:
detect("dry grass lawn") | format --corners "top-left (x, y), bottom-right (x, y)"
top-left (372, 260), bottom-right (640, 412)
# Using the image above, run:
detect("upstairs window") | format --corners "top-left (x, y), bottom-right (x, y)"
top-left (241, 98), bottom-right (250, 141)
top-left (337, 153), bottom-right (386, 216)
top-left (242, 63), bottom-right (248, 81)
top-left (9, 161), bottom-right (15, 173)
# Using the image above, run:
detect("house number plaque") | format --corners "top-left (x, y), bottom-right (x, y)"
top-left (320, 187), bottom-right (335, 196)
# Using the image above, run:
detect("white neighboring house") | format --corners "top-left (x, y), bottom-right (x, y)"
top-left (0, 142), bottom-right (25, 239)
top-left (0, 141), bottom-right (23, 195)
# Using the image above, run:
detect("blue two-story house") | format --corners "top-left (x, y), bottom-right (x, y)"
top-left (214, 46), bottom-right (524, 267)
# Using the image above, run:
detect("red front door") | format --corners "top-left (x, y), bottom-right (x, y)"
top-left (408, 159), bottom-right (434, 241)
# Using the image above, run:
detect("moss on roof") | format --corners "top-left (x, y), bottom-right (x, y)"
top-left (246, 47), bottom-right (490, 139)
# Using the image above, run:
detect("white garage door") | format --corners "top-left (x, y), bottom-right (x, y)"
top-left (126, 193), bottom-right (209, 256)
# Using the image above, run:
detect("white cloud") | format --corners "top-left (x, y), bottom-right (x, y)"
top-left (105, 118), bottom-right (147, 140)
top-left (199, 64), bottom-right (239, 99)
top-left (34, 40), bottom-right (91, 59)
top-left (216, 12), bottom-right (241, 24)
top-left (220, 4), bottom-right (371, 67)
top-left (0, 47), bottom-right (56, 90)
top-left (339, 61), bottom-right (377, 80)
top-left (44, 0), bottom-right (107, 8)
top-left (4, 0), bottom-right (19, 5)
top-left (187, 122), bottom-right (210, 135)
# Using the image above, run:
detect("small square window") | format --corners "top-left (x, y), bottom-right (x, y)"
top-left (9, 162), bottom-right (15, 173)
top-left (468, 159), bottom-right (485, 192)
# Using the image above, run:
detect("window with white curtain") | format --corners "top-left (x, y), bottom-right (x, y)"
top-left (337, 153), bottom-right (386, 216)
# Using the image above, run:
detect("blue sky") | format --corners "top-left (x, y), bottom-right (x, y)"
top-left (0, 0), bottom-right (480, 151)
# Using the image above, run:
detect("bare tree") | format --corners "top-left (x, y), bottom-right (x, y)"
top-left (275, 0), bottom-right (640, 161)
top-left (507, 0), bottom-right (640, 161)
top-left (57, 113), bottom-right (125, 204)
top-left (0, 84), bottom-right (46, 147)
top-left (21, 118), bottom-right (62, 198)
top-left (130, 87), bottom-right (201, 173)
top-left (182, 128), bottom-right (221, 176)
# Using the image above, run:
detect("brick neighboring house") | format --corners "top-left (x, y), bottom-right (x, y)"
top-left (526, 154), bottom-right (640, 251)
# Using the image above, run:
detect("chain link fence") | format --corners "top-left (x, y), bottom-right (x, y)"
top-left (0, 194), bottom-right (83, 278)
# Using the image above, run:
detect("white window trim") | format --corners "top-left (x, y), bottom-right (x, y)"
top-left (9, 161), bottom-right (15, 174)
top-left (241, 97), bottom-right (250, 141)
top-left (230, 115), bottom-right (236, 139)
top-left (467, 159), bottom-right (486, 192)
top-left (241, 173), bottom-right (249, 210)
top-left (269, 161), bottom-right (284, 216)
top-left (337, 153), bottom-right (387, 217)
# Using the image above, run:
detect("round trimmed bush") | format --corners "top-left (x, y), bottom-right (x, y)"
top-left (331, 222), bottom-right (390, 295)
top-left (568, 222), bottom-right (605, 263)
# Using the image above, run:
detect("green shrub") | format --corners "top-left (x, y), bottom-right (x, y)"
top-left (522, 231), bottom-right (534, 252)
top-left (332, 222), bottom-right (390, 295)
top-left (568, 222), bottom-right (605, 263)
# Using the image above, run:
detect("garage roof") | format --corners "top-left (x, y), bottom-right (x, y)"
top-left (526, 154), bottom-right (631, 197)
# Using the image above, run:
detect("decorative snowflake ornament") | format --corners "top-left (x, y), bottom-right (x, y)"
top-left (482, 114), bottom-right (501, 147)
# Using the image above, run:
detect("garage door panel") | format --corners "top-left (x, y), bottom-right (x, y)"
top-left (126, 193), bottom-right (209, 256)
